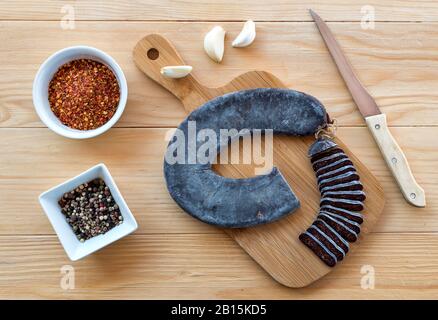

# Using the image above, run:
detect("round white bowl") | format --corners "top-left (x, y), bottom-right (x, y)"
top-left (33, 46), bottom-right (128, 139)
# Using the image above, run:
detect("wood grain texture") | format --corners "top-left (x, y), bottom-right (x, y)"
top-left (2, 22), bottom-right (438, 127)
top-left (1, 233), bottom-right (438, 299)
top-left (132, 34), bottom-right (384, 287)
top-left (0, 127), bottom-right (436, 236)
top-left (2, 0), bottom-right (438, 22)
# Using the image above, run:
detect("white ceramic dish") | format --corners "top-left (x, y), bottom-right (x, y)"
top-left (39, 164), bottom-right (138, 261)
top-left (33, 46), bottom-right (128, 139)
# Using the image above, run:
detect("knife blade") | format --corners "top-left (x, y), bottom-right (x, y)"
top-left (309, 9), bottom-right (426, 207)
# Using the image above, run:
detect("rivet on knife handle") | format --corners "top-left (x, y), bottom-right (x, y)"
top-left (365, 114), bottom-right (426, 207)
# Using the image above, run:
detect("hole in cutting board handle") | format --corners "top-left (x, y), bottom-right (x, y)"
top-left (147, 48), bottom-right (159, 60)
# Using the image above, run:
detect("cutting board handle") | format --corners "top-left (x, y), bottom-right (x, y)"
top-left (133, 34), bottom-right (214, 112)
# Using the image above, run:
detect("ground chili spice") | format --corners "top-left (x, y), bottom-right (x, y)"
top-left (58, 178), bottom-right (124, 242)
top-left (48, 59), bottom-right (120, 130)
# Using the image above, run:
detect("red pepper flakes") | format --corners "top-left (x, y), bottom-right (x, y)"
top-left (48, 59), bottom-right (120, 130)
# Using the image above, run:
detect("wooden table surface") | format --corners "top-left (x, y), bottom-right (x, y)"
top-left (1, 1), bottom-right (438, 299)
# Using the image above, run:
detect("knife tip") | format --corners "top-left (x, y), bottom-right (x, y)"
top-left (308, 8), bottom-right (319, 20)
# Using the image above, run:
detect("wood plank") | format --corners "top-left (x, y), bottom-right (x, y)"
top-left (0, 127), bottom-right (436, 235)
top-left (2, 0), bottom-right (438, 22)
top-left (2, 21), bottom-right (438, 127)
top-left (1, 233), bottom-right (438, 299)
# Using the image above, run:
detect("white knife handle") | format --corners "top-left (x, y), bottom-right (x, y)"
top-left (365, 114), bottom-right (425, 207)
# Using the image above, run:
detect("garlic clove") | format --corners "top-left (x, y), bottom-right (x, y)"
top-left (204, 26), bottom-right (226, 63)
top-left (232, 20), bottom-right (256, 48)
top-left (160, 65), bottom-right (193, 79)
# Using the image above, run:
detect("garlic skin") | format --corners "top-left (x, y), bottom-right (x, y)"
top-left (232, 20), bottom-right (256, 48)
top-left (160, 65), bottom-right (192, 79)
top-left (204, 26), bottom-right (226, 63)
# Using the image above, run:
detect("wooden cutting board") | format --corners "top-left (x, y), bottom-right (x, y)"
top-left (133, 34), bottom-right (385, 288)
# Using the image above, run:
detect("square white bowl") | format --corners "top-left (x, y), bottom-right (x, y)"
top-left (39, 163), bottom-right (138, 261)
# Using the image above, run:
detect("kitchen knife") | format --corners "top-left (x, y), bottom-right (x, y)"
top-left (309, 9), bottom-right (426, 207)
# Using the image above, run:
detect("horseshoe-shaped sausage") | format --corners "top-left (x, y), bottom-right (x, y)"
top-left (164, 88), bottom-right (327, 228)
top-left (299, 138), bottom-right (366, 267)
